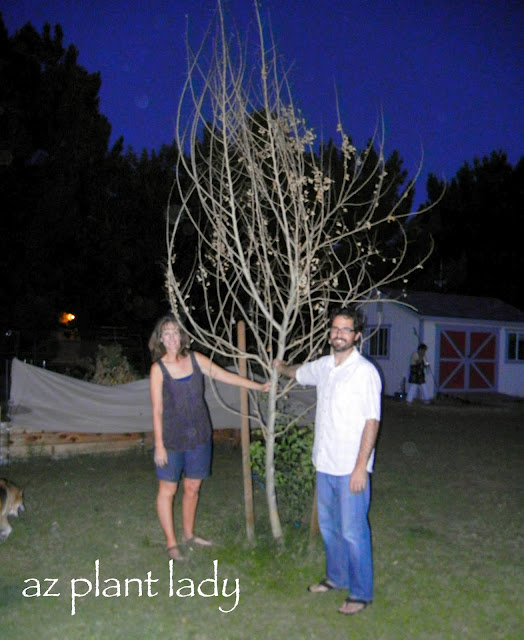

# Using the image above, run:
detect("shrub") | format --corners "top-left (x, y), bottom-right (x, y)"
top-left (250, 424), bottom-right (315, 524)
top-left (90, 344), bottom-right (140, 385)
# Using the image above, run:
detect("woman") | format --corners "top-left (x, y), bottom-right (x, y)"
top-left (149, 315), bottom-right (269, 561)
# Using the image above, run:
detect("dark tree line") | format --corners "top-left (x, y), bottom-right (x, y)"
top-left (0, 16), bottom-right (177, 336)
top-left (1, 16), bottom-right (521, 344)
top-left (411, 152), bottom-right (523, 309)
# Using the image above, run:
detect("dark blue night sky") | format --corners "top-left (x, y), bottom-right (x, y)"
top-left (3, 0), bottom-right (522, 206)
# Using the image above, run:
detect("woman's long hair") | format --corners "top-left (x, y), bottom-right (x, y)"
top-left (148, 315), bottom-right (191, 361)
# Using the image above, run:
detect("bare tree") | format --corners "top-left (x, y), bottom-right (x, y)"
top-left (166, 2), bottom-right (432, 541)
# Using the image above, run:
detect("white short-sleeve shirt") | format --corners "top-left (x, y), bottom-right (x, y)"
top-left (296, 348), bottom-right (382, 476)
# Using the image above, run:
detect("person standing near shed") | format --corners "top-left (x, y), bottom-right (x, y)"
top-left (273, 306), bottom-right (382, 615)
top-left (406, 343), bottom-right (431, 404)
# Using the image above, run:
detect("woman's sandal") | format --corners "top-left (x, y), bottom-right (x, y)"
top-left (165, 545), bottom-right (185, 562)
top-left (184, 536), bottom-right (213, 548)
top-left (338, 598), bottom-right (370, 615)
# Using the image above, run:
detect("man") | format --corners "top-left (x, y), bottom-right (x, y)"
top-left (273, 306), bottom-right (381, 615)
top-left (406, 343), bottom-right (431, 404)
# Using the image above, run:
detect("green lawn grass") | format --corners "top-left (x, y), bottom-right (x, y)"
top-left (1, 398), bottom-right (522, 639)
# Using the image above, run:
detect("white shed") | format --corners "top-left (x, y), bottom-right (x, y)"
top-left (360, 290), bottom-right (524, 399)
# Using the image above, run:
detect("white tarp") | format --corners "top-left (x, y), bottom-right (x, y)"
top-left (10, 358), bottom-right (244, 433)
top-left (9, 358), bottom-right (316, 434)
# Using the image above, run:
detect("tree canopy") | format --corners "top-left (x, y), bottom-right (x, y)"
top-left (0, 16), bottom-right (175, 334)
top-left (411, 151), bottom-right (523, 309)
top-left (1, 12), bottom-right (521, 347)
top-left (165, 3), bottom-right (432, 539)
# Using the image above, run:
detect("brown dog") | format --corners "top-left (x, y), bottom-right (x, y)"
top-left (0, 478), bottom-right (25, 542)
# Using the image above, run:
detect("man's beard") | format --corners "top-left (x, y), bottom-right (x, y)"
top-left (330, 338), bottom-right (353, 353)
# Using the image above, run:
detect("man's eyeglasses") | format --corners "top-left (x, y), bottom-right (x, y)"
top-left (330, 327), bottom-right (356, 335)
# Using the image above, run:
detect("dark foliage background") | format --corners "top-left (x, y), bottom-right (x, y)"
top-left (1, 16), bottom-right (521, 364)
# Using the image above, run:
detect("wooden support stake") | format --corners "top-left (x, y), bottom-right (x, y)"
top-left (308, 481), bottom-right (319, 547)
top-left (237, 320), bottom-right (255, 542)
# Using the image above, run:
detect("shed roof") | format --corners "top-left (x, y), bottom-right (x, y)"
top-left (382, 290), bottom-right (524, 323)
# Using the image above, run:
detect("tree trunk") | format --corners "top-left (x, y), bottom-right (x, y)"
top-left (264, 425), bottom-right (283, 541)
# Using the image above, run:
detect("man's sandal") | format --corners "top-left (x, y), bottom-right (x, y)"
top-left (338, 598), bottom-right (370, 615)
top-left (165, 545), bottom-right (185, 562)
top-left (308, 578), bottom-right (339, 593)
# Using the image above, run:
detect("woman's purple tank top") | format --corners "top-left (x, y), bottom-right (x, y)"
top-left (157, 352), bottom-right (212, 451)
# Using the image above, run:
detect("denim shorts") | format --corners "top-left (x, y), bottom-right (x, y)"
top-left (156, 437), bottom-right (212, 483)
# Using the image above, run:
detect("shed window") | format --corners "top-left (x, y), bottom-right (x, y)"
top-left (507, 332), bottom-right (524, 362)
top-left (366, 326), bottom-right (389, 358)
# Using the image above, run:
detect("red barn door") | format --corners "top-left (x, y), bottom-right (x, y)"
top-left (438, 328), bottom-right (497, 392)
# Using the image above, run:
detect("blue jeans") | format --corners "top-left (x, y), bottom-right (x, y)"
top-left (316, 471), bottom-right (373, 602)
